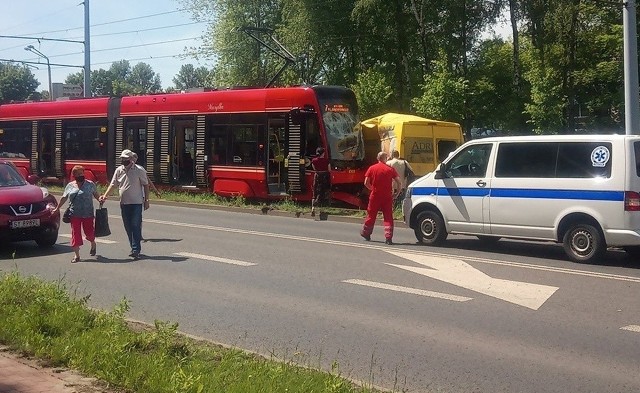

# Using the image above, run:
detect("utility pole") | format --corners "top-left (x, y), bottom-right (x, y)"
top-left (84, 0), bottom-right (91, 97)
top-left (24, 46), bottom-right (52, 101)
top-left (624, 0), bottom-right (639, 135)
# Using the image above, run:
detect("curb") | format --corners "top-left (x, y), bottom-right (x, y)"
top-left (52, 192), bottom-right (408, 228)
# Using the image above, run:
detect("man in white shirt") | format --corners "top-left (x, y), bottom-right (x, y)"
top-left (99, 149), bottom-right (150, 260)
top-left (386, 150), bottom-right (414, 203)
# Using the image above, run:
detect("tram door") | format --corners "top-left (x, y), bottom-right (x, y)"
top-left (37, 122), bottom-right (56, 177)
top-left (267, 117), bottom-right (287, 194)
top-left (124, 121), bottom-right (147, 168)
top-left (170, 118), bottom-right (196, 185)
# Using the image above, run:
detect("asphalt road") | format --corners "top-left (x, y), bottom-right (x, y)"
top-left (2, 201), bottom-right (640, 393)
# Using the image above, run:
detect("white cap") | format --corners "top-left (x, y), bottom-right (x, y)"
top-left (120, 149), bottom-right (135, 158)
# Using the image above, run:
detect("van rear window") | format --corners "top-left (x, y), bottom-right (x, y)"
top-left (496, 142), bottom-right (612, 178)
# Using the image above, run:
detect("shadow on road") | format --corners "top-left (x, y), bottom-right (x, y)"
top-left (0, 243), bottom-right (72, 260)
top-left (141, 238), bottom-right (183, 243)
top-left (420, 238), bottom-right (640, 269)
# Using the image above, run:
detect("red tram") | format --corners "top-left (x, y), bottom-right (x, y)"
top-left (0, 85), bottom-right (367, 207)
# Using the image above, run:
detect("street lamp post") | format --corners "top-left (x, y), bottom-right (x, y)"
top-left (25, 45), bottom-right (52, 101)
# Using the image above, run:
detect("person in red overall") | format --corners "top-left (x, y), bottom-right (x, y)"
top-left (361, 151), bottom-right (402, 245)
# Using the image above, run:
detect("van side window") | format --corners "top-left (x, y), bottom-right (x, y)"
top-left (635, 142), bottom-right (640, 176)
top-left (446, 143), bottom-right (492, 177)
top-left (556, 142), bottom-right (611, 178)
top-left (495, 143), bottom-right (556, 178)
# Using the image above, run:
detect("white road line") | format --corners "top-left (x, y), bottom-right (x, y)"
top-left (343, 279), bottom-right (473, 302)
top-left (620, 325), bottom-right (640, 333)
top-left (59, 234), bottom-right (118, 244)
top-left (174, 252), bottom-right (257, 266)
top-left (142, 217), bottom-right (640, 284)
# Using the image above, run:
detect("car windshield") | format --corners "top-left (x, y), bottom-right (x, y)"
top-left (0, 164), bottom-right (27, 187)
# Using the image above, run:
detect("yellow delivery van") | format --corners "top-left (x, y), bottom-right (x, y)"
top-left (360, 113), bottom-right (464, 176)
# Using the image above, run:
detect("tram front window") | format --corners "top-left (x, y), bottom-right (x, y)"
top-left (315, 87), bottom-right (363, 162)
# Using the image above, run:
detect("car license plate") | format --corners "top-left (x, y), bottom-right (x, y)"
top-left (11, 219), bottom-right (40, 229)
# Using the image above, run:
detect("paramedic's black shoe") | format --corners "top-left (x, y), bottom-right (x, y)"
top-left (361, 234), bottom-right (371, 241)
top-left (385, 239), bottom-right (393, 245)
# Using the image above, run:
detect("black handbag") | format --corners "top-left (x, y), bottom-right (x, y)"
top-left (94, 203), bottom-right (111, 237)
top-left (62, 208), bottom-right (72, 223)
top-left (62, 192), bottom-right (77, 224)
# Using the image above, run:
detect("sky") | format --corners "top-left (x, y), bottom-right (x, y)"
top-left (0, 0), bottom-right (209, 90)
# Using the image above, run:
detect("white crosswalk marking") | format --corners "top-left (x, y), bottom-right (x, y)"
top-left (343, 279), bottom-right (473, 302)
top-left (620, 325), bottom-right (640, 333)
top-left (59, 234), bottom-right (118, 244)
top-left (174, 252), bottom-right (257, 266)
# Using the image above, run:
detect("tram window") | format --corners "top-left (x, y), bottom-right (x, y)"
top-left (63, 120), bottom-right (107, 160)
top-left (0, 123), bottom-right (31, 158)
top-left (231, 125), bottom-right (259, 166)
top-left (306, 117), bottom-right (321, 156)
top-left (210, 125), bottom-right (228, 165)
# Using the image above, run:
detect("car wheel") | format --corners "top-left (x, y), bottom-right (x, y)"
top-left (477, 235), bottom-right (501, 244)
top-left (414, 211), bottom-right (447, 245)
top-left (36, 228), bottom-right (58, 247)
top-left (562, 223), bottom-right (604, 263)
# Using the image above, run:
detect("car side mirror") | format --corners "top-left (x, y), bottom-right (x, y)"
top-left (26, 174), bottom-right (39, 185)
top-left (434, 170), bottom-right (445, 179)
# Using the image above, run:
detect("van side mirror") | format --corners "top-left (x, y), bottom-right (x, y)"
top-left (434, 163), bottom-right (449, 179)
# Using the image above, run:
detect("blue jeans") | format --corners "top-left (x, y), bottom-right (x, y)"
top-left (120, 203), bottom-right (143, 254)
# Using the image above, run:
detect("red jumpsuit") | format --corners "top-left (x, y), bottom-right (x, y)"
top-left (361, 162), bottom-right (398, 241)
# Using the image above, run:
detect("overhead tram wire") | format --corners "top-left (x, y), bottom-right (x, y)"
top-left (12, 9), bottom-right (192, 37)
top-left (22, 37), bottom-right (200, 62)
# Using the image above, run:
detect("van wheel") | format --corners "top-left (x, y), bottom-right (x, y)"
top-left (562, 224), bottom-right (604, 263)
top-left (477, 235), bottom-right (500, 244)
top-left (415, 211), bottom-right (447, 245)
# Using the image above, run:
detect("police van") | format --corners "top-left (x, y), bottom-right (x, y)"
top-left (402, 135), bottom-right (640, 263)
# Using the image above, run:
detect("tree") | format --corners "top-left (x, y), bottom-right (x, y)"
top-left (350, 68), bottom-right (393, 119)
top-left (412, 55), bottom-right (467, 127)
top-left (173, 64), bottom-right (212, 90)
top-left (0, 62), bottom-right (40, 103)
top-left (467, 38), bottom-right (530, 133)
top-left (180, 0), bottom-right (285, 87)
top-left (65, 60), bottom-right (162, 96)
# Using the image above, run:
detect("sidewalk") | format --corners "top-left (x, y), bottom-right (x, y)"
top-left (0, 347), bottom-right (116, 393)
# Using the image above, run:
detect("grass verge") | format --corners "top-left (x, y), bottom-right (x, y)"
top-left (45, 185), bottom-right (404, 220)
top-left (0, 271), bottom-right (384, 393)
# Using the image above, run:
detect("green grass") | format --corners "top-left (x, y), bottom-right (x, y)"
top-left (45, 185), bottom-right (403, 220)
top-left (0, 272), bottom-right (389, 393)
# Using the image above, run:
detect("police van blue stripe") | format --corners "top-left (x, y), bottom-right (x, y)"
top-left (411, 187), bottom-right (624, 201)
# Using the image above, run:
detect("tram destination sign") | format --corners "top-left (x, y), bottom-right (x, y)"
top-left (52, 83), bottom-right (83, 99)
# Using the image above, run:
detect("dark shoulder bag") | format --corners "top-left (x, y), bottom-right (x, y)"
top-left (62, 192), bottom-right (76, 224)
top-left (404, 161), bottom-right (415, 181)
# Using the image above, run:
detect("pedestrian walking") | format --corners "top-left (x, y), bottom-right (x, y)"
top-left (52, 165), bottom-right (101, 263)
top-left (131, 152), bottom-right (159, 242)
top-left (132, 152), bottom-right (161, 198)
top-left (99, 149), bottom-right (150, 260)
top-left (386, 150), bottom-right (414, 204)
top-left (360, 151), bottom-right (402, 245)
top-left (311, 147), bottom-right (331, 217)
